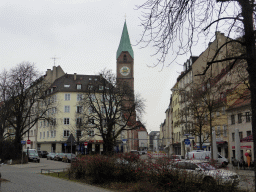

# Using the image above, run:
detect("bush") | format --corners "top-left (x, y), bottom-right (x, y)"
top-left (68, 155), bottom-right (238, 192)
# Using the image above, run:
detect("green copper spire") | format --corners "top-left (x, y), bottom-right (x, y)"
top-left (116, 21), bottom-right (134, 59)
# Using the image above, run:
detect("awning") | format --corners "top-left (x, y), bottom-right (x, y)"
top-left (241, 134), bottom-right (253, 142)
top-left (216, 141), bottom-right (228, 145)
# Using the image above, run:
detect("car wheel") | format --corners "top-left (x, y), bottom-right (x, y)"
top-left (37, 160), bottom-right (40, 163)
top-left (201, 177), bottom-right (216, 191)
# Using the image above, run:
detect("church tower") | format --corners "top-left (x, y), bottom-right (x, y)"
top-left (116, 21), bottom-right (138, 152)
top-left (116, 21), bottom-right (134, 91)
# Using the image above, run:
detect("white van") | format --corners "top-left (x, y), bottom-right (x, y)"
top-left (186, 151), bottom-right (228, 166)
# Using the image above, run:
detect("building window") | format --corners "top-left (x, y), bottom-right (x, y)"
top-left (89, 106), bottom-right (95, 114)
top-left (239, 132), bottom-right (243, 140)
top-left (76, 118), bottom-right (82, 127)
top-left (222, 106), bottom-right (226, 115)
top-left (47, 131), bottom-right (49, 138)
top-left (123, 54), bottom-right (127, 62)
top-left (89, 94), bottom-right (96, 101)
top-left (64, 106), bottom-right (70, 113)
top-left (52, 107), bottom-right (56, 114)
top-left (88, 130), bottom-right (95, 137)
top-left (77, 106), bottom-right (82, 113)
top-left (247, 131), bottom-right (252, 137)
top-left (77, 84), bottom-right (82, 90)
top-left (43, 132), bottom-right (45, 138)
top-left (99, 85), bottom-right (104, 90)
top-left (64, 130), bottom-right (70, 137)
top-left (76, 130), bottom-right (82, 137)
top-left (64, 118), bottom-right (70, 125)
top-left (52, 95), bottom-right (57, 103)
top-left (232, 133), bottom-right (235, 142)
top-left (51, 118), bottom-right (57, 126)
top-left (217, 126), bottom-right (220, 136)
top-left (88, 85), bottom-right (93, 90)
top-left (77, 94), bottom-right (83, 101)
top-left (65, 93), bottom-right (70, 101)
top-left (223, 125), bottom-right (227, 137)
top-left (216, 111), bottom-right (220, 117)
top-left (231, 115), bottom-right (235, 124)
top-left (40, 132), bottom-right (42, 139)
top-left (238, 113), bottom-right (242, 123)
top-left (88, 118), bottom-right (95, 125)
top-left (246, 112), bottom-right (250, 122)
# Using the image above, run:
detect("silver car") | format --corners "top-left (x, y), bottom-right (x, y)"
top-left (171, 160), bottom-right (239, 186)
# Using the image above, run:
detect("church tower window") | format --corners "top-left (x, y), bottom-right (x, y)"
top-left (123, 54), bottom-right (127, 62)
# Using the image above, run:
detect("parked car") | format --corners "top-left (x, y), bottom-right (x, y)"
top-left (62, 153), bottom-right (77, 163)
top-left (130, 150), bottom-right (140, 155)
top-left (169, 155), bottom-right (184, 161)
top-left (54, 153), bottom-right (66, 161)
top-left (171, 160), bottom-right (239, 187)
top-left (23, 149), bottom-right (40, 163)
top-left (138, 151), bottom-right (146, 155)
top-left (47, 152), bottom-right (56, 160)
top-left (38, 151), bottom-right (48, 158)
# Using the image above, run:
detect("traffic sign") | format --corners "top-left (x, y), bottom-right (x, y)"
top-left (84, 142), bottom-right (88, 146)
top-left (21, 141), bottom-right (26, 145)
top-left (184, 139), bottom-right (190, 145)
top-left (27, 140), bottom-right (31, 145)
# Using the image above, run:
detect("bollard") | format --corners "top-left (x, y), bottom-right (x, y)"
top-left (10, 159), bottom-right (12, 165)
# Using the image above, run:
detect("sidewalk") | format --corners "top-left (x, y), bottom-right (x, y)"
top-left (226, 164), bottom-right (255, 191)
top-left (226, 163), bottom-right (255, 176)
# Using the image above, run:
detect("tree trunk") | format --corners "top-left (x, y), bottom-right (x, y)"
top-left (239, 0), bottom-right (256, 189)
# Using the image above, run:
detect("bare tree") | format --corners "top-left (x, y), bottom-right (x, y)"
top-left (138, 0), bottom-right (256, 184)
top-left (185, 90), bottom-right (210, 150)
top-left (77, 70), bottom-right (145, 155)
top-left (0, 62), bottom-right (53, 159)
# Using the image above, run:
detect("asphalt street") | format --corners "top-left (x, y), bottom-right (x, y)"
top-left (0, 158), bottom-right (111, 192)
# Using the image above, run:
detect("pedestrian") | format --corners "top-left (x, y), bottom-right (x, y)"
top-left (239, 156), bottom-right (245, 169)
top-left (245, 150), bottom-right (252, 168)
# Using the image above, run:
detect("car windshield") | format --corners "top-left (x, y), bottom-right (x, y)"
top-left (198, 163), bottom-right (216, 170)
top-left (29, 151), bottom-right (38, 156)
top-left (170, 156), bottom-right (180, 159)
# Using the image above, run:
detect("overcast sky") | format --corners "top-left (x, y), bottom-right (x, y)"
top-left (0, 0), bottom-right (212, 132)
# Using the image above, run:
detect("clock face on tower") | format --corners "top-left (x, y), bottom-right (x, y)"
top-left (120, 66), bottom-right (130, 76)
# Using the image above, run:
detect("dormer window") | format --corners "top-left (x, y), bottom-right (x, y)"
top-left (89, 78), bottom-right (92, 81)
top-left (123, 54), bottom-right (127, 62)
top-left (77, 84), bottom-right (82, 90)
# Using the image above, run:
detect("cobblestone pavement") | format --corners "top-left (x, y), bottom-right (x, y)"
top-left (0, 158), bottom-right (112, 192)
top-left (226, 164), bottom-right (255, 192)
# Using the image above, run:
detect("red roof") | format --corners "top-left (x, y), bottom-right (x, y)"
top-left (228, 89), bottom-right (251, 110)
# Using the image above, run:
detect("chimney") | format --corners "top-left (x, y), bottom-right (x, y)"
top-left (74, 73), bottom-right (77, 80)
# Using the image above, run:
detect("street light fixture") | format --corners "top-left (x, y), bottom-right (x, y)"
top-left (171, 88), bottom-right (190, 159)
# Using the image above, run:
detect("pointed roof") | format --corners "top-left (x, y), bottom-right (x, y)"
top-left (116, 21), bottom-right (134, 59)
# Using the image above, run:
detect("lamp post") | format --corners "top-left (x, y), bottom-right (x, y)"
top-left (171, 88), bottom-right (190, 159)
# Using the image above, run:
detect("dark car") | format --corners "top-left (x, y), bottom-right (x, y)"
top-left (23, 149), bottom-right (40, 163)
top-left (38, 151), bottom-right (48, 158)
top-left (47, 152), bottom-right (56, 160)
top-left (54, 153), bottom-right (65, 161)
top-left (62, 153), bottom-right (77, 163)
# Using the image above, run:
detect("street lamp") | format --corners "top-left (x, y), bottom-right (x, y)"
top-left (171, 88), bottom-right (190, 159)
